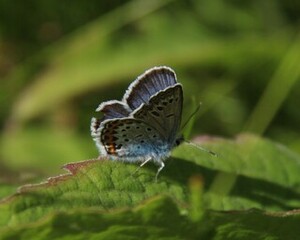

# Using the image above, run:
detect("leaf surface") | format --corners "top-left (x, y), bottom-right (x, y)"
top-left (1, 134), bottom-right (300, 239)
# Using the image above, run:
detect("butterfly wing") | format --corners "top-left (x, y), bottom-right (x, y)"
top-left (132, 84), bottom-right (183, 143)
top-left (124, 66), bottom-right (178, 110)
top-left (91, 118), bottom-right (168, 161)
top-left (94, 67), bottom-right (176, 122)
top-left (95, 100), bottom-right (131, 121)
top-left (91, 66), bottom-right (183, 161)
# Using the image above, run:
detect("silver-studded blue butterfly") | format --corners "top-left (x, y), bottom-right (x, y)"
top-left (91, 66), bottom-right (183, 179)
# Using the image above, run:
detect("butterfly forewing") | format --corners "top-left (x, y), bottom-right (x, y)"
top-left (124, 67), bottom-right (178, 110)
top-left (133, 84), bottom-right (183, 143)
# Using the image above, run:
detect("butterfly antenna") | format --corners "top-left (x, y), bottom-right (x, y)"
top-left (180, 101), bottom-right (217, 157)
top-left (184, 140), bottom-right (218, 157)
top-left (181, 102), bottom-right (202, 131)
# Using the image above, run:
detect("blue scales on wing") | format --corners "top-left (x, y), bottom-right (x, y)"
top-left (99, 118), bottom-right (168, 162)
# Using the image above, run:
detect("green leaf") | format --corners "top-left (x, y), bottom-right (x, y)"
top-left (1, 196), bottom-right (300, 240)
top-left (0, 159), bottom-right (186, 230)
top-left (0, 184), bottom-right (18, 201)
top-left (0, 196), bottom-right (192, 240)
top-left (0, 134), bottom-right (300, 238)
top-left (173, 133), bottom-right (300, 210)
top-left (204, 209), bottom-right (300, 240)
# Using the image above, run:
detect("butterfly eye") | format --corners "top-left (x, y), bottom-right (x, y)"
top-left (175, 136), bottom-right (184, 146)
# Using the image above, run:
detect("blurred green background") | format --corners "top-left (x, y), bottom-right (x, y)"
top-left (1, 0), bottom-right (300, 183)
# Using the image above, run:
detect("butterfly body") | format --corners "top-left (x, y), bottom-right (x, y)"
top-left (91, 66), bottom-right (183, 176)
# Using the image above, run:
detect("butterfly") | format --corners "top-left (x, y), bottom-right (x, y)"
top-left (91, 66), bottom-right (183, 179)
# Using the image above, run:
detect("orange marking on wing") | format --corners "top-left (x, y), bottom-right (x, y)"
top-left (106, 143), bottom-right (116, 155)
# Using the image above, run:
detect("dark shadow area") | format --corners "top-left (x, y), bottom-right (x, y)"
top-left (141, 157), bottom-right (300, 211)
top-left (232, 175), bottom-right (300, 210)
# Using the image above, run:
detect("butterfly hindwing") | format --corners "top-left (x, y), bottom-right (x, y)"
top-left (96, 100), bottom-right (131, 121)
top-left (97, 118), bottom-right (166, 160)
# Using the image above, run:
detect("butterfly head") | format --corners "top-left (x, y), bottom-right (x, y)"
top-left (174, 135), bottom-right (184, 147)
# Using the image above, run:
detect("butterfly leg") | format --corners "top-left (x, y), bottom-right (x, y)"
top-left (131, 157), bottom-right (152, 176)
top-left (155, 161), bottom-right (165, 182)
top-left (140, 157), bottom-right (152, 167)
